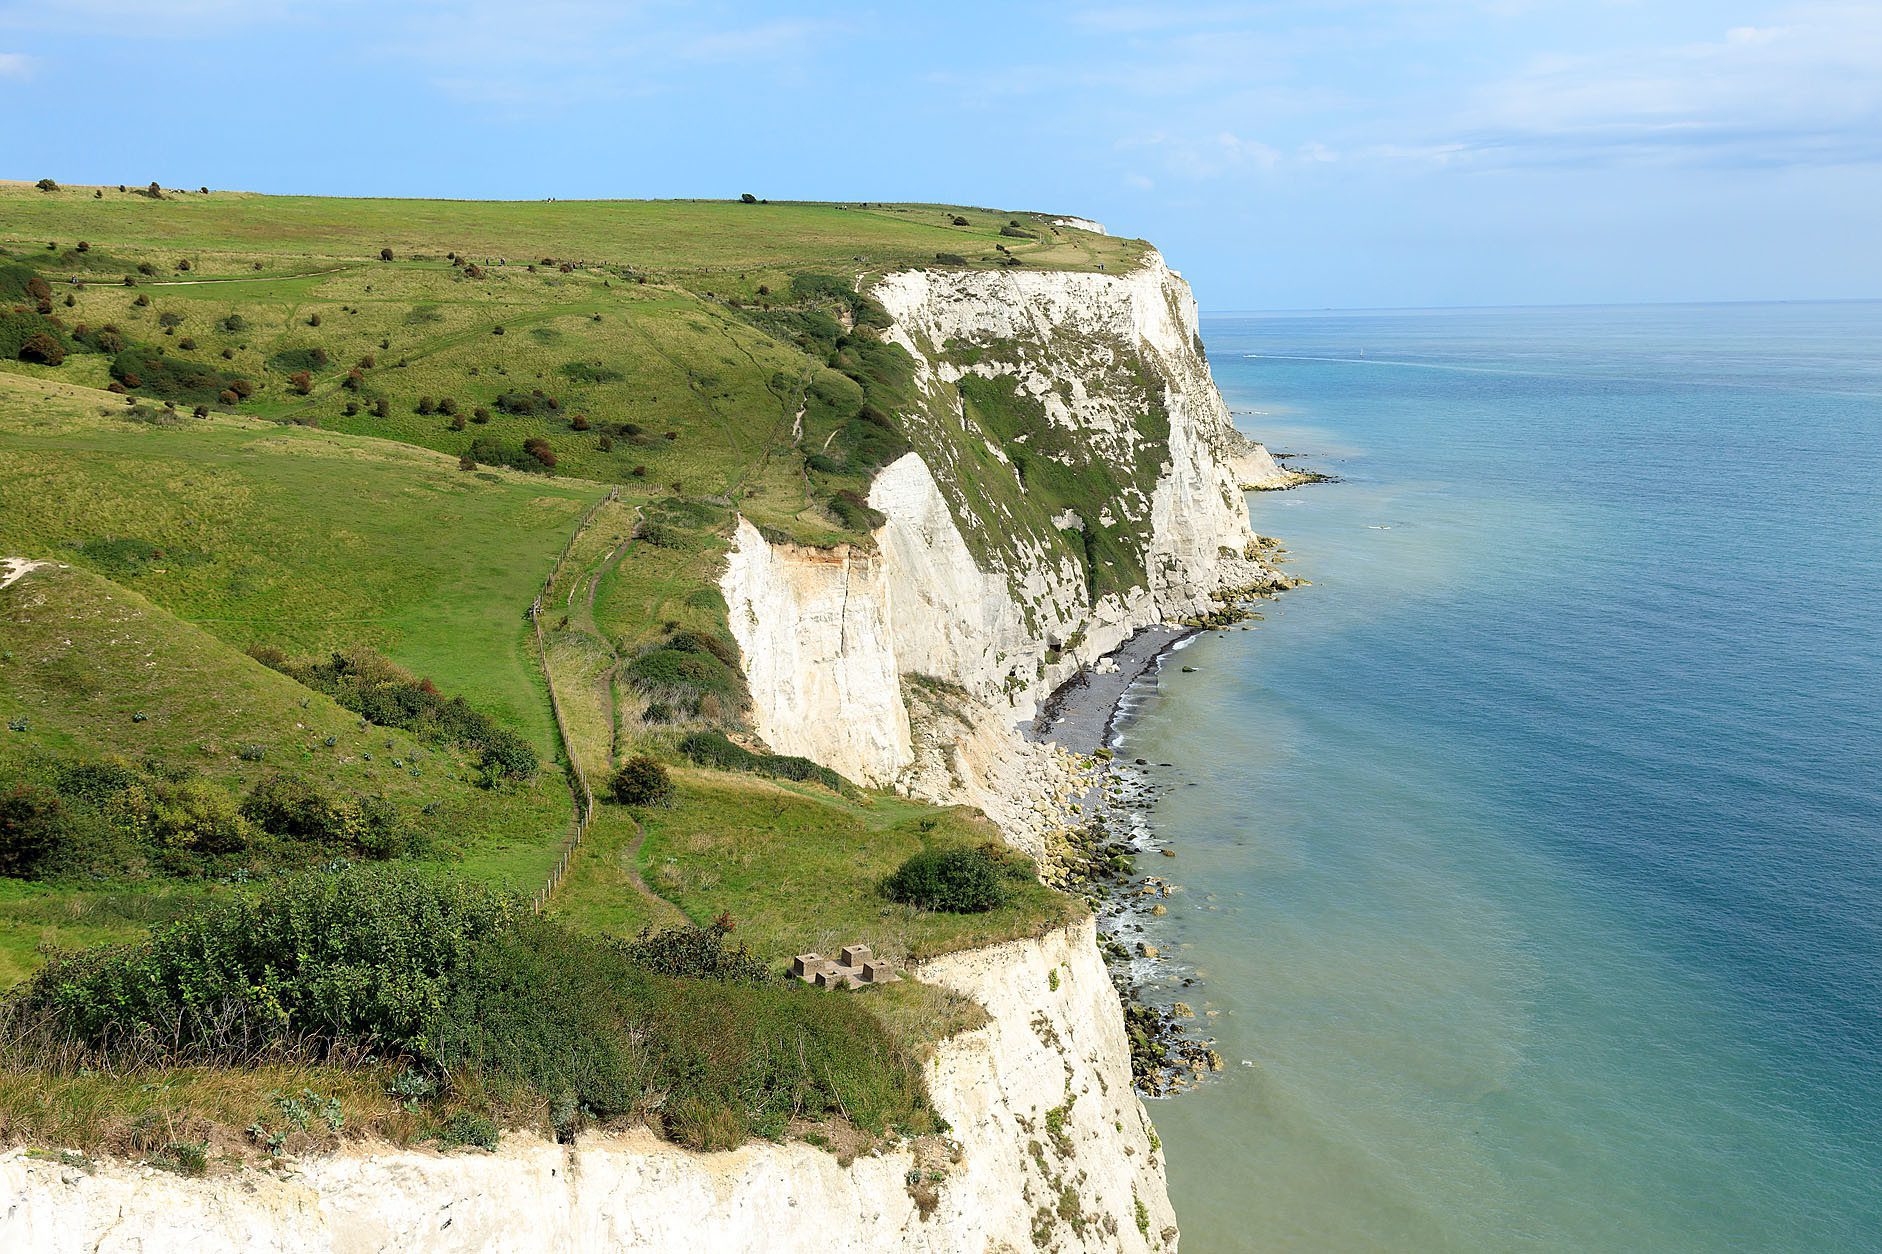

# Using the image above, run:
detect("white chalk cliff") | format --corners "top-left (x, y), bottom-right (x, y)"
top-left (2, 920), bottom-right (1174, 1254)
top-left (723, 252), bottom-right (1276, 836)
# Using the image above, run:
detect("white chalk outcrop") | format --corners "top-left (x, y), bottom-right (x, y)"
top-left (723, 251), bottom-right (1274, 813)
top-left (1, 920), bottom-right (1175, 1254)
top-left (1227, 432), bottom-right (1308, 490)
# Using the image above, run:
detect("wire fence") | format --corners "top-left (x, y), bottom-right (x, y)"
top-left (528, 487), bottom-right (619, 913)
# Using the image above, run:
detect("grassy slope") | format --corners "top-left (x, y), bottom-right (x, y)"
top-left (0, 186), bottom-right (1096, 1156)
top-left (0, 558), bottom-right (573, 972)
top-left (0, 374), bottom-right (598, 750)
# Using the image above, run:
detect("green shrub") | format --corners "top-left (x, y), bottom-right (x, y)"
top-left (0, 310), bottom-right (71, 362)
top-left (0, 783), bottom-right (67, 877)
top-left (435, 1110), bottom-right (500, 1151)
top-left (608, 756), bottom-right (674, 807)
top-left (882, 846), bottom-right (1008, 913)
top-left (265, 346), bottom-right (330, 374)
top-left (616, 917), bottom-right (768, 984)
top-left (560, 362), bottom-right (622, 384)
top-left (17, 332), bottom-right (65, 366)
top-left (677, 731), bottom-right (849, 794)
top-left (109, 346), bottom-right (246, 404)
top-left (1, 868), bottom-right (933, 1151)
top-left (254, 649), bottom-right (536, 782)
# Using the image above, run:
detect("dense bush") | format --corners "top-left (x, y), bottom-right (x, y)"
top-left (266, 346), bottom-right (330, 374)
top-left (617, 917), bottom-right (768, 984)
top-left (624, 631), bottom-right (747, 718)
top-left (0, 750), bottom-right (433, 881)
top-left (1, 867), bottom-right (932, 1150)
top-left (677, 730), bottom-right (849, 794)
top-left (255, 649), bottom-right (536, 782)
top-left (240, 773), bottom-right (412, 857)
top-left (560, 361), bottom-right (622, 384)
top-left (881, 846), bottom-right (1008, 913)
top-left (0, 783), bottom-right (66, 877)
top-left (828, 488), bottom-right (886, 532)
top-left (17, 332), bottom-right (65, 366)
top-left (0, 310), bottom-right (71, 362)
top-left (109, 346), bottom-right (247, 404)
top-left (608, 755), bottom-right (674, 807)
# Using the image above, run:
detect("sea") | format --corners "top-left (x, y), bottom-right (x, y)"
top-left (1121, 302), bottom-right (1882, 1252)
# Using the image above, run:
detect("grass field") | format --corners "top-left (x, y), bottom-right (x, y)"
top-left (0, 183), bottom-right (1142, 283)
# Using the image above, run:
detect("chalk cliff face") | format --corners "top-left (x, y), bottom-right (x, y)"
top-left (1, 920), bottom-right (1175, 1254)
top-left (722, 252), bottom-right (1271, 806)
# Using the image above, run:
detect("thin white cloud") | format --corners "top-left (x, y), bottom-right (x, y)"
top-left (0, 51), bottom-right (31, 77)
top-left (1449, 3), bottom-right (1882, 168)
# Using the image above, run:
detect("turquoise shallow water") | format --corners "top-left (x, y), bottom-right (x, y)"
top-left (1132, 303), bottom-right (1882, 1252)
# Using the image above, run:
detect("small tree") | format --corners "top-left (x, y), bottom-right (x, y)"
top-left (372, 398), bottom-right (390, 418)
top-left (288, 370), bottom-right (312, 395)
top-left (34, 178), bottom-right (58, 192)
top-left (449, 414), bottom-right (466, 431)
top-left (416, 396), bottom-right (435, 415)
top-left (739, 192), bottom-right (757, 204)
top-left (610, 756), bottom-right (675, 807)
top-left (379, 248), bottom-right (394, 261)
top-left (176, 259), bottom-right (191, 271)
top-left (307, 313), bottom-right (321, 327)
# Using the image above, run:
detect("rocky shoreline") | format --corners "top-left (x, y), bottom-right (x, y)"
top-left (1027, 585), bottom-right (1292, 1097)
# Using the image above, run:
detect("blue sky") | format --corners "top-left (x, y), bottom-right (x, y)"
top-left (4, 1), bottom-right (1880, 308)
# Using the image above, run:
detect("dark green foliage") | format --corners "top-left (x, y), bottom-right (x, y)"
top-left (608, 755), bottom-right (674, 807)
top-left (0, 783), bottom-right (66, 877)
top-left (956, 373), bottom-right (1168, 601)
top-left (881, 846), bottom-right (1009, 913)
top-left (0, 752), bottom-right (424, 879)
top-left (0, 261), bottom-right (45, 302)
top-left (435, 1110), bottom-right (500, 1150)
top-left (240, 774), bottom-right (414, 858)
top-left (17, 332), bottom-right (65, 366)
top-left (559, 361), bottom-right (621, 384)
top-left (677, 731), bottom-right (849, 795)
top-left (109, 346), bottom-right (246, 404)
top-left (2, 868), bottom-right (932, 1150)
top-left (265, 346), bottom-right (330, 374)
top-left (0, 309), bottom-right (72, 362)
top-left (616, 917), bottom-right (768, 984)
top-left (828, 489), bottom-right (886, 532)
top-left (999, 224), bottom-right (1037, 239)
top-left (76, 537), bottom-right (210, 578)
top-left (255, 649), bottom-right (537, 782)
top-left (623, 630), bottom-right (747, 718)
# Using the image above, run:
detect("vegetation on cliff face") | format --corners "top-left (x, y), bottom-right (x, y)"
top-left (0, 187), bottom-right (1120, 1163)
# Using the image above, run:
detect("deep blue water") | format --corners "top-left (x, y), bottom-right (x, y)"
top-left (1132, 303), bottom-right (1882, 1251)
